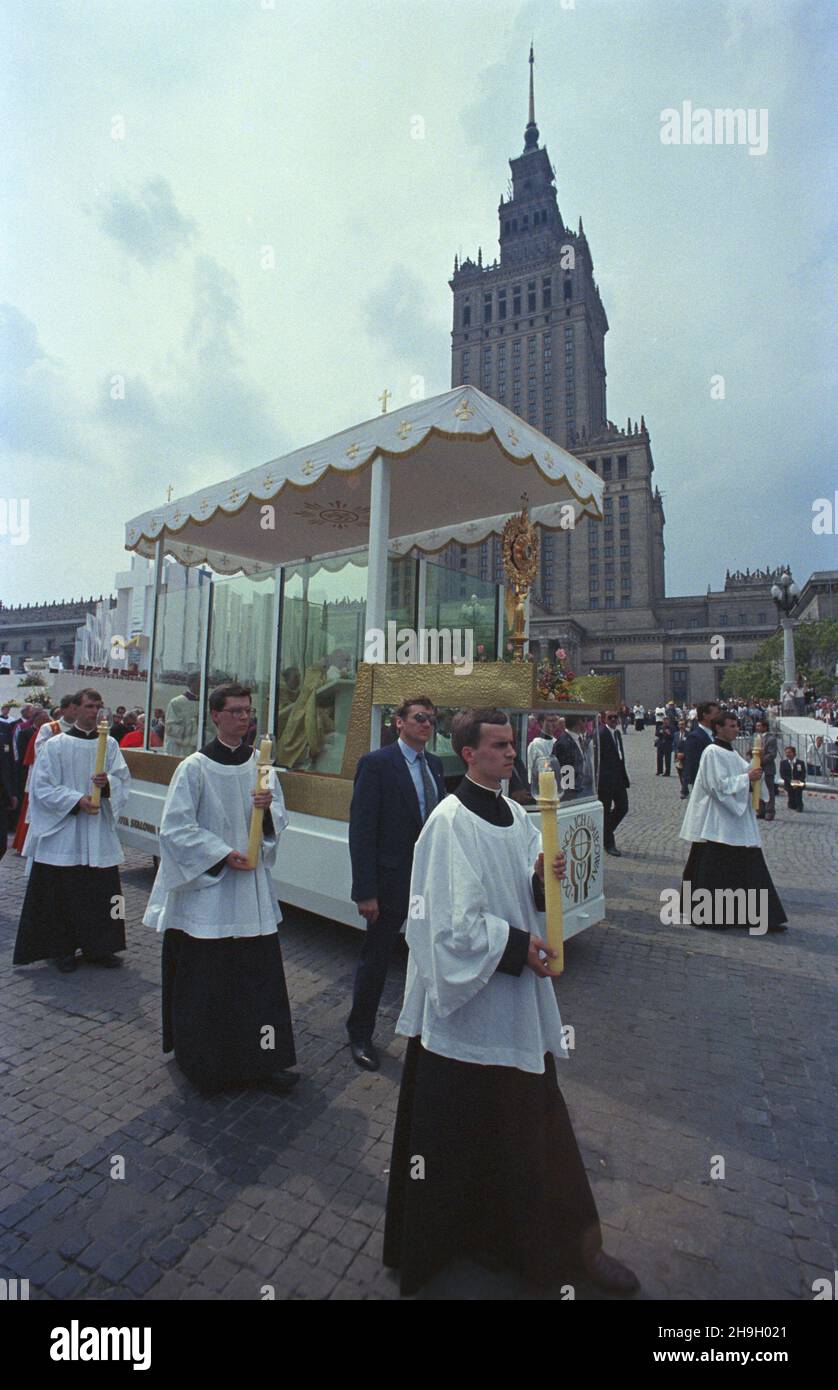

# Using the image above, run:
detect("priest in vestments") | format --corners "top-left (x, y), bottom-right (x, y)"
top-left (13, 688), bottom-right (130, 972)
top-left (143, 682), bottom-right (297, 1096)
top-left (383, 707), bottom-right (639, 1297)
top-left (679, 710), bottom-right (787, 931)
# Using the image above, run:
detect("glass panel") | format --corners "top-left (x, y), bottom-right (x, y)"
top-left (542, 712), bottom-right (601, 806)
top-left (424, 559), bottom-right (498, 664)
top-left (150, 563), bottom-right (211, 757)
top-left (276, 552), bottom-right (368, 773)
top-left (202, 570), bottom-right (277, 747)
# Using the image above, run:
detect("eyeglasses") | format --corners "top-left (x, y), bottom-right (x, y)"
top-left (222, 708), bottom-right (253, 718)
top-left (409, 713), bottom-right (436, 725)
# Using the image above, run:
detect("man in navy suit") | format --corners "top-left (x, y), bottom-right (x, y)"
top-left (682, 700), bottom-right (720, 794)
top-left (597, 711), bottom-right (630, 856)
top-left (347, 696), bottom-right (447, 1071)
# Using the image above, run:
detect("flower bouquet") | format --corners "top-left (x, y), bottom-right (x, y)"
top-left (535, 649), bottom-right (577, 702)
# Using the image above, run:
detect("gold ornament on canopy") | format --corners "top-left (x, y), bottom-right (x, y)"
top-left (501, 500), bottom-right (539, 662)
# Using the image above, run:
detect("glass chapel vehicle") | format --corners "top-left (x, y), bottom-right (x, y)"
top-left (119, 386), bottom-right (615, 937)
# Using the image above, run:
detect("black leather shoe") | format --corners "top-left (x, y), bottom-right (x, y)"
top-left (350, 1041), bottom-right (380, 1072)
top-left (257, 1071), bottom-right (300, 1095)
top-left (55, 954), bottom-right (77, 973)
top-left (582, 1249), bottom-right (640, 1295)
top-left (83, 954), bottom-right (122, 968)
top-left (605, 846), bottom-right (622, 857)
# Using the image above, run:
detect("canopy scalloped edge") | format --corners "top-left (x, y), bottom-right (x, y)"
top-left (124, 386), bottom-right (604, 558)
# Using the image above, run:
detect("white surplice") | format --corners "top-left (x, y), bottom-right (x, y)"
top-left (679, 742), bottom-right (760, 847)
top-left (396, 796), bottom-right (568, 1074)
top-left (142, 753), bottom-right (289, 939)
top-left (24, 732), bottom-right (130, 866)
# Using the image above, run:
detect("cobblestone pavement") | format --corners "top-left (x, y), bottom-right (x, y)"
top-left (1, 733), bottom-right (836, 1302)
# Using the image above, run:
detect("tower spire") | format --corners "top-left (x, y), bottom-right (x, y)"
top-left (524, 42), bottom-right (539, 151)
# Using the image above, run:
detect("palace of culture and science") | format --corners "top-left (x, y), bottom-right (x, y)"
top-left (443, 50), bottom-right (788, 707)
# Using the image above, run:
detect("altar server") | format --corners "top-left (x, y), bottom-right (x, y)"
top-left (679, 710), bottom-right (787, 931)
top-left (383, 707), bottom-right (639, 1297)
top-left (143, 682), bottom-right (297, 1096)
top-left (13, 689), bottom-right (130, 972)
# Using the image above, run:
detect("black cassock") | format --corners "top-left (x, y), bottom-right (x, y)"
top-left (13, 726), bottom-right (126, 965)
top-left (160, 737), bottom-right (295, 1093)
top-left (383, 777), bottom-right (602, 1296)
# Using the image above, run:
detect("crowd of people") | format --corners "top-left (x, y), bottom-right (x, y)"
top-left (0, 674), bottom-right (822, 1299)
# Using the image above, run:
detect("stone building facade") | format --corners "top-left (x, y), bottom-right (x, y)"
top-left (442, 51), bottom-right (786, 707)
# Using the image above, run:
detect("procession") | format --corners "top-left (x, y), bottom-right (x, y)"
top-left (1, 1), bottom-right (835, 1354)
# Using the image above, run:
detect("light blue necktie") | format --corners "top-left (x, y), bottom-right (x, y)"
top-left (418, 753), bottom-right (438, 822)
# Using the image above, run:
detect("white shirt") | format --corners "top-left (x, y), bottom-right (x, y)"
top-left (397, 795), bottom-right (568, 1073)
top-left (679, 742), bottom-right (761, 847)
top-left (143, 750), bottom-right (289, 939)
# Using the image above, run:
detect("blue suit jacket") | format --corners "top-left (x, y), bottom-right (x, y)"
top-left (683, 724), bottom-right (713, 788)
top-left (348, 741), bottom-right (447, 917)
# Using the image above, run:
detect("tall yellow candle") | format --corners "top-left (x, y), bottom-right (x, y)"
top-left (537, 764), bottom-right (564, 975)
top-left (89, 718), bottom-right (110, 808)
top-left (246, 735), bottom-right (274, 868)
top-left (750, 733), bottom-right (762, 812)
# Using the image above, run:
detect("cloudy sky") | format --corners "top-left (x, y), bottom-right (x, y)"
top-left (1, 0), bottom-right (835, 608)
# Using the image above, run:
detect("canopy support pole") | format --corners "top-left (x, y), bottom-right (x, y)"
top-left (142, 541), bottom-right (164, 750)
top-left (365, 455), bottom-right (391, 750)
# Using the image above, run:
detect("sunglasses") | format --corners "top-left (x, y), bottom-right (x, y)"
top-left (408, 713), bottom-right (436, 725)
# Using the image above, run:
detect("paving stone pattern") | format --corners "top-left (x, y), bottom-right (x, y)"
top-left (1, 731), bottom-right (836, 1301)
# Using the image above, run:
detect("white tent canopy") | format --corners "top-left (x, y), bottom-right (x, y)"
top-left (124, 386), bottom-right (603, 574)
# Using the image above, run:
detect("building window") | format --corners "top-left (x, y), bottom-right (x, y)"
top-left (673, 648), bottom-right (687, 660)
top-left (618, 455), bottom-right (628, 478)
top-left (720, 613), bottom-right (729, 626)
top-left (589, 563), bottom-right (599, 576)
top-left (542, 276), bottom-right (552, 309)
top-left (563, 279), bottom-right (572, 301)
top-left (462, 303), bottom-right (471, 328)
top-left (498, 289), bottom-right (507, 320)
top-left (602, 457), bottom-right (612, 479)
top-left (483, 293), bottom-right (492, 324)
top-left (621, 561), bottom-right (631, 574)
top-left (513, 286), bottom-right (521, 316)
top-left (605, 578), bottom-right (615, 591)
top-left (527, 281), bottom-right (536, 312)
top-left (605, 596), bottom-right (615, 608)
top-left (604, 546), bottom-right (613, 558)
top-left (620, 527), bottom-right (629, 540)
top-left (589, 580), bottom-right (599, 592)
top-left (620, 544), bottom-right (630, 557)
top-left (621, 578), bottom-right (631, 591)
top-left (688, 617), bottom-right (700, 629)
top-left (590, 597), bottom-right (599, 609)
top-left (601, 648), bottom-right (615, 662)
top-left (738, 613), bottom-right (747, 625)
top-left (621, 596), bottom-right (631, 607)
top-left (757, 611), bottom-right (766, 623)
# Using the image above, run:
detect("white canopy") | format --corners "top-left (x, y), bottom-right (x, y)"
top-left (124, 386), bottom-right (603, 575)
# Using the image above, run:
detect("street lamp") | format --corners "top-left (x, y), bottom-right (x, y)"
top-left (770, 569), bottom-right (800, 699)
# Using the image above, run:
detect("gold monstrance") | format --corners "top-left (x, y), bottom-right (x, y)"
top-left (501, 501), bottom-right (539, 662)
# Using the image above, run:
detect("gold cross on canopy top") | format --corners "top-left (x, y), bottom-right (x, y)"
top-left (379, 388), bottom-right (392, 414)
